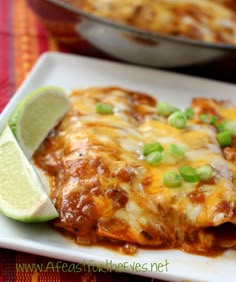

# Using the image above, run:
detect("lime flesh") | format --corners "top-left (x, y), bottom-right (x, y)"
top-left (0, 125), bottom-right (58, 222)
top-left (9, 86), bottom-right (70, 158)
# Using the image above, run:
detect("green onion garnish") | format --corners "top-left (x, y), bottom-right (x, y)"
top-left (217, 121), bottom-right (236, 136)
top-left (168, 111), bottom-right (187, 129)
top-left (199, 114), bottom-right (218, 125)
top-left (96, 103), bottom-right (113, 115)
top-left (217, 131), bottom-right (232, 147)
top-left (162, 171), bottom-right (182, 188)
top-left (156, 102), bottom-right (178, 117)
top-left (217, 121), bottom-right (227, 132)
top-left (143, 142), bottom-right (164, 156)
top-left (146, 151), bottom-right (163, 166)
top-left (167, 144), bottom-right (186, 160)
top-left (178, 166), bottom-right (199, 183)
top-left (196, 165), bottom-right (213, 181)
top-left (185, 108), bottom-right (194, 119)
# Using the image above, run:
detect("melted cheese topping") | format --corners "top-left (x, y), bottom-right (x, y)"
top-left (34, 87), bottom-right (236, 255)
top-left (65, 0), bottom-right (236, 44)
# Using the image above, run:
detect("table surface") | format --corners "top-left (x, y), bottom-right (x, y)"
top-left (0, 0), bottom-right (236, 281)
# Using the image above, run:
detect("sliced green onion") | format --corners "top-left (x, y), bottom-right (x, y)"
top-left (199, 114), bottom-right (218, 125)
top-left (217, 121), bottom-right (227, 132)
top-left (179, 166), bottom-right (199, 183)
top-left (96, 103), bottom-right (113, 114)
top-left (217, 121), bottom-right (236, 136)
top-left (196, 165), bottom-right (213, 181)
top-left (168, 111), bottom-right (187, 129)
top-left (217, 131), bottom-right (232, 147)
top-left (143, 142), bottom-right (164, 156)
top-left (162, 171), bottom-right (182, 188)
top-left (185, 108), bottom-right (194, 119)
top-left (156, 102), bottom-right (178, 117)
top-left (167, 144), bottom-right (186, 160)
top-left (146, 151), bottom-right (163, 166)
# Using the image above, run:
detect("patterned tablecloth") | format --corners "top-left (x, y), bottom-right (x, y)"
top-left (0, 0), bottom-right (236, 281)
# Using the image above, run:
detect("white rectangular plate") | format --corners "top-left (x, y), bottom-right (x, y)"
top-left (0, 52), bottom-right (236, 282)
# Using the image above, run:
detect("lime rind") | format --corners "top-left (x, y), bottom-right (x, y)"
top-left (0, 125), bottom-right (59, 223)
top-left (0, 196), bottom-right (58, 223)
top-left (9, 85), bottom-right (70, 158)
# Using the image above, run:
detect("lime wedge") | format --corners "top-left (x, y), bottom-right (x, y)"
top-left (0, 125), bottom-right (58, 222)
top-left (9, 86), bottom-right (70, 158)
